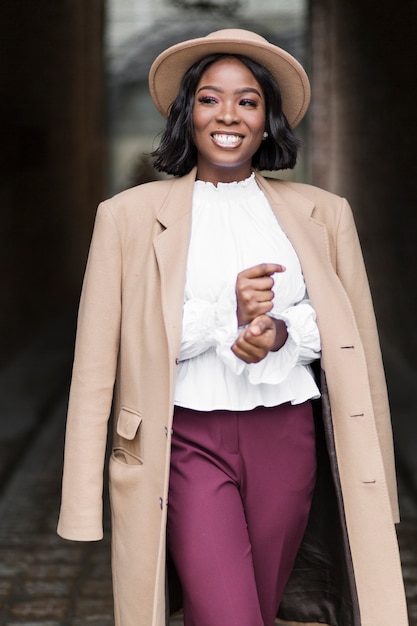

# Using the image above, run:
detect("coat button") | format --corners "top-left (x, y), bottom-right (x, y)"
top-left (175, 357), bottom-right (179, 365)
top-left (159, 497), bottom-right (163, 510)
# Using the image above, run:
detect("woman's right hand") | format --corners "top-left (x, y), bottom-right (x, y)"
top-left (231, 315), bottom-right (288, 363)
top-left (236, 263), bottom-right (285, 327)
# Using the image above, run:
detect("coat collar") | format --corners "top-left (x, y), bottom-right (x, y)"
top-left (155, 169), bottom-right (196, 228)
top-left (255, 172), bottom-right (315, 223)
top-left (155, 168), bottom-right (317, 229)
top-left (254, 172), bottom-right (329, 267)
top-left (254, 173), bottom-right (339, 328)
top-left (154, 168), bottom-right (332, 291)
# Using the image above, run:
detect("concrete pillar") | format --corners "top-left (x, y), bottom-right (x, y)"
top-left (309, 0), bottom-right (417, 367)
top-left (0, 1), bottom-right (106, 367)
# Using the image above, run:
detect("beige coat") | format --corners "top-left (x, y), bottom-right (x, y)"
top-left (57, 169), bottom-right (408, 626)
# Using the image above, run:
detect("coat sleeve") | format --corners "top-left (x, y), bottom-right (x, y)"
top-left (57, 201), bottom-right (122, 541)
top-left (335, 198), bottom-right (400, 522)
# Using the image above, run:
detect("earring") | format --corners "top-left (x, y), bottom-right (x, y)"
top-left (263, 131), bottom-right (269, 139)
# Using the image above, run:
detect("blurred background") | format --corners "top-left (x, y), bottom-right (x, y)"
top-left (0, 0), bottom-right (416, 623)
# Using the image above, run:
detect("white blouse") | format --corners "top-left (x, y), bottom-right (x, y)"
top-left (173, 173), bottom-right (321, 412)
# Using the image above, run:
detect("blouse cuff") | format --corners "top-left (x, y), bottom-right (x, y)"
top-left (246, 319), bottom-right (300, 385)
top-left (245, 302), bottom-right (320, 385)
top-left (178, 299), bottom-right (215, 360)
top-left (179, 286), bottom-right (243, 367)
top-left (213, 288), bottom-right (246, 375)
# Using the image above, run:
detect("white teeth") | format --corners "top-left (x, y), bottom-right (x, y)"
top-left (213, 134), bottom-right (241, 146)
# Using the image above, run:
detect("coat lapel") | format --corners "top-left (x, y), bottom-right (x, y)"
top-left (256, 174), bottom-right (333, 298)
top-left (153, 170), bottom-right (196, 366)
top-left (256, 174), bottom-right (358, 371)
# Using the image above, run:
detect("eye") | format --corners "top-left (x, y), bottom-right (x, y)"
top-left (197, 95), bottom-right (218, 105)
top-left (240, 98), bottom-right (258, 107)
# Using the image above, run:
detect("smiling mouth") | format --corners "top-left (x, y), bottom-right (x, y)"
top-left (211, 133), bottom-right (243, 147)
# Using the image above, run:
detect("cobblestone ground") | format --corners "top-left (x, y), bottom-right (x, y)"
top-left (0, 397), bottom-right (416, 625)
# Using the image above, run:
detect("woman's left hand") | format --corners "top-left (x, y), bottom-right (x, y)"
top-left (231, 315), bottom-right (288, 363)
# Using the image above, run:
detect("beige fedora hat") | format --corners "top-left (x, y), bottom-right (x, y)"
top-left (148, 28), bottom-right (310, 128)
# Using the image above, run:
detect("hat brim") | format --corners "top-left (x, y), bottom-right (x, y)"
top-left (148, 30), bottom-right (310, 128)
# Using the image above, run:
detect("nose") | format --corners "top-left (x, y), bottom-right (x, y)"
top-left (216, 102), bottom-right (240, 125)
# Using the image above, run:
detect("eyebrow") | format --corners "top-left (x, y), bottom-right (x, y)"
top-left (196, 85), bottom-right (262, 97)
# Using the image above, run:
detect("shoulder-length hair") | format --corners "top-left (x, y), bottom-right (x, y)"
top-left (151, 53), bottom-right (301, 176)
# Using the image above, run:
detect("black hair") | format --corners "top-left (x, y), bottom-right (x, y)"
top-left (151, 53), bottom-right (301, 176)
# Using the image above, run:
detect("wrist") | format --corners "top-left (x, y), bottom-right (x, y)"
top-left (271, 317), bottom-right (288, 352)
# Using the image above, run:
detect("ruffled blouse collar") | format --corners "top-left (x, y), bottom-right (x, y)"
top-left (194, 172), bottom-right (257, 196)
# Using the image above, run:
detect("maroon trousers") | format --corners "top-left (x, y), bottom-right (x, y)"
top-left (167, 402), bottom-right (316, 626)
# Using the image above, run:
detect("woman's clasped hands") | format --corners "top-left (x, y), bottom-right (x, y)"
top-left (232, 263), bottom-right (288, 364)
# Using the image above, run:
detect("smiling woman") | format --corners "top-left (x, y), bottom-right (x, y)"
top-left (58, 28), bottom-right (408, 626)
top-left (191, 57), bottom-right (266, 182)
top-left (151, 50), bottom-right (301, 177)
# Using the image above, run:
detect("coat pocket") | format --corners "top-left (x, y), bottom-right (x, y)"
top-left (111, 447), bottom-right (143, 466)
top-left (116, 406), bottom-right (142, 440)
top-left (112, 407), bottom-right (144, 466)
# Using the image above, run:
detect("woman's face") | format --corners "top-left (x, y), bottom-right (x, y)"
top-left (192, 57), bottom-right (266, 184)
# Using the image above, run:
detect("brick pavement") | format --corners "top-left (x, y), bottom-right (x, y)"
top-left (0, 395), bottom-right (416, 625)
